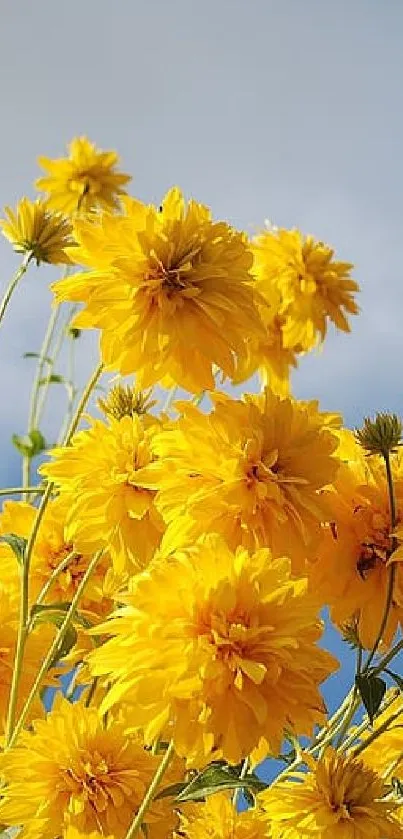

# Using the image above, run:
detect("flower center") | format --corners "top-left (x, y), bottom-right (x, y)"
top-left (353, 506), bottom-right (397, 580)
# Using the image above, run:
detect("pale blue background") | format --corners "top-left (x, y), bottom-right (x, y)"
top-left (0, 0), bottom-right (402, 727)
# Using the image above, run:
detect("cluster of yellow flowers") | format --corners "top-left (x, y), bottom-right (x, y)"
top-left (0, 137), bottom-right (402, 839)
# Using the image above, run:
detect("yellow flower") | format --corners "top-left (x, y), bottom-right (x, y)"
top-left (40, 414), bottom-right (165, 573)
top-left (51, 187), bottom-right (265, 393)
top-left (261, 748), bottom-right (403, 839)
top-left (176, 792), bottom-right (268, 839)
top-left (0, 498), bottom-right (123, 622)
top-left (308, 432), bottom-right (403, 649)
top-left (252, 227), bottom-right (359, 351)
top-left (138, 388), bottom-right (340, 572)
top-left (0, 585), bottom-right (55, 737)
top-left (0, 197), bottom-right (74, 264)
top-left (88, 534), bottom-right (337, 766)
top-left (358, 689), bottom-right (403, 779)
top-left (0, 699), bottom-right (181, 839)
top-left (36, 136), bottom-right (131, 216)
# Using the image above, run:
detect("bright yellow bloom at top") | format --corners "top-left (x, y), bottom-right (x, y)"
top-left (88, 534), bottom-right (337, 766)
top-left (252, 227), bottom-right (359, 352)
top-left (176, 792), bottom-right (268, 839)
top-left (51, 188), bottom-right (266, 393)
top-left (261, 747), bottom-right (403, 839)
top-left (36, 136), bottom-right (131, 216)
top-left (0, 699), bottom-right (181, 839)
top-left (0, 197), bottom-right (74, 264)
top-left (308, 432), bottom-right (403, 649)
top-left (0, 498), bottom-right (123, 622)
top-left (40, 414), bottom-right (165, 573)
top-left (137, 388), bottom-right (340, 572)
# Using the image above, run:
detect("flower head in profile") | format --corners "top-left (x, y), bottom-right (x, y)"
top-left (0, 699), bottom-right (181, 839)
top-left (51, 188), bottom-right (265, 393)
top-left (138, 388), bottom-right (340, 572)
top-left (261, 747), bottom-right (403, 839)
top-left (0, 497), bottom-right (122, 622)
top-left (88, 535), bottom-right (336, 766)
top-left (252, 227), bottom-right (359, 351)
top-left (0, 197), bottom-right (74, 264)
top-left (36, 136), bottom-right (131, 216)
top-left (40, 413), bottom-right (165, 573)
top-left (176, 792), bottom-right (268, 839)
top-left (308, 432), bottom-right (403, 649)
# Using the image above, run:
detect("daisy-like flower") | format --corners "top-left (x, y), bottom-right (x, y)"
top-left (176, 792), bottom-right (268, 839)
top-left (0, 498), bottom-right (124, 622)
top-left (252, 227), bottom-right (359, 352)
top-left (51, 187), bottom-right (266, 394)
top-left (88, 534), bottom-right (337, 766)
top-left (0, 197), bottom-right (74, 264)
top-left (260, 748), bottom-right (403, 839)
top-left (36, 136), bottom-right (131, 216)
top-left (138, 388), bottom-right (340, 572)
top-left (0, 585), bottom-right (56, 737)
top-left (0, 699), bottom-right (182, 839)
top-left (40, 413), bottom-right (165, 573)
top-left (308, 432), bottom-right (403, 649)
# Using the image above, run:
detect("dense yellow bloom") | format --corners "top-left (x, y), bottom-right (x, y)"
top-left (261, 748), bottom-right (403, 839)
top-left (177, 793), bottom-right (268, 839)
top-left (309, 433), bottom-right (403, 648)
top-left (0, 498), bottom-right (123, 621)
top-left (0, 586), bottom-right (55, 737)
top-left (358, 690), bottom-right (403, 779)
top-left (0, 699), bottom-right (181, 839)
top-left (36, 136), bottom-right (131, 216)
top-left (252, 227), bottom-right (359, 351)
top-left (138, 388), bottom-right (340, 571)
top-left (51, 187), bottom-right (265, 393)
top-left (40, 414), bottom-right (164, 573)
top-left (88, 535), bottom-right (337, 766)
top-left (0, 197), bottom-right (74, 264)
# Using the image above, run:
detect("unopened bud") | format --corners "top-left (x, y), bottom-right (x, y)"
top-left (355, 413), bottom-right (402, 458)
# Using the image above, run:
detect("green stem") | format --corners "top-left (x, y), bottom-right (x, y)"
top-left (162, 386), bottom-right (178, 414)
top-left (8, 549), bottom-right (103, 748)
top-left (364, 451), bottom-right (398, 672)
top-left (352, 705), bottom-right (403, 759)
top-left (123, 741), bottom-right (175, 839)
top-left (85, 677), bottom-right (99, 708)
top-left (0, 486), bottom-right (46, 497)
top-left (4, 362), bottom-right (103, 744)
top-left (0, 253), bottom-right (32, 327)
top-left (33, 304), bottom-right (77, 430)
top-left (32, 549), bottom-right (81, 612)
top-left (372, 638), bottom-right (403, 677)
top-left (232, 758), bottom-right (249, 806)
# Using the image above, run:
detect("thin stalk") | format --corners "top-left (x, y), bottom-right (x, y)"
top-left (364, 451), bottom-right (398, 672)
top-left (0, 486), bottom-right (46, 497)
top-left (232, 758), bottom-right (249, 806)
top-left (162, 387), bottom-right (177, 414)
top-left (123, 741), bottom-right (175, 839)
top-left (0, 253), bottom-right (32, 327)
top-left (85, 677), bottom-right (99, 708)
top-left (372, 637), bottom-right (403, 677)
top-left (4, 362), bottom-right (103, 744)
top-left (34, 304), bottom-right (77, 430)
top-left (32, 549), bottom-right (81, 612)
top-left (340, 689), bottom-right (400, 753)
top-left (352, 706), bottom-right (403, 759)
top-left (8, 549), bottom-right (103, 748)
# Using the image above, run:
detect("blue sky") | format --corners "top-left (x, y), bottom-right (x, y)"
top-left (1, 1), bottom-right (402, 717)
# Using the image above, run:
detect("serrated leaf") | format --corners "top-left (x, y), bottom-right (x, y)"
top-left (38, 374), bottom-right (65, 386)
top-left (175, 763), bottom-right (266, 802)
top-left (0, 534), bottom-right (27, 564)
top-left (23, 352), bottom-right (52, 363)
top-left (356, 673), bottom-right (386, 723)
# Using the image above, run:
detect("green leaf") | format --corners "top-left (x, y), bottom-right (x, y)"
top-left (0, 534), bottom-right (27, 564)
top-left (48, 625), bottom-right (78, 668)
top-left (391, 776), bottom-right (403, 796)
top-left (155, 782), bottom-right (188, 801)
top-left (38, 374), bottom-right (65, 386)
top-left (12, 429), bottom-right (46, 458)
top-left (356, 673), bottom-right (387, 723)
top-left (23, 352), bottom-right (52, 363)
top-left (30, 602), bottom-right (92, 631)
top-left (175, 762), bottom-right (266, 803)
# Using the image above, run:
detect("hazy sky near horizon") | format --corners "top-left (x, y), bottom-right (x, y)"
top-left (0, 0), bottom-right (402, 726)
